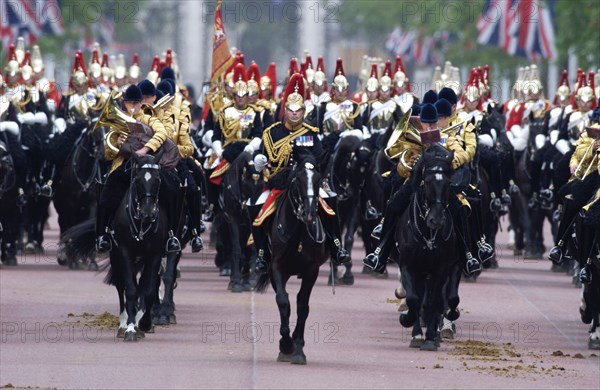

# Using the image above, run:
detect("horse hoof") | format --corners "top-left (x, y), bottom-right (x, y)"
top-left (68, 261), bottom-right (78, 270)
top-left (440, 328), bottom-right (455, 340)
top-left (123, 331), bottom-right (137, 342)
top-left (116, 328), bottom-right (126, 338)
top-left (57, 256), bottom-right (67, 266)
top-left (169, 314), bottom-right (177, 325)
top-left (409, 336), bottom-right (423, 348)
top-left (420, 340), bottom-right (438, 351)
top-left (88, 261), bottom-right (99, 271)
top-left (231, 283), bottom-right (243, 293)
top-left (361, 265), bottom-right (373, 275)
top-left (242, 282), bottom-right (253, 291)
top-left (145, 325), bottom-right (155, 334)
top-left (276, 352), bottom-right (293, 362)
top-left (400, 311), bottom-right (416, 328)
top-left (589, 339), bottom-right (600, 350)
top-left (135, 329), bottom-right (145, 338)
top-left (290, 353), bottom-right (307, 365)
top-left (446, 309), bottom-right (460, 322)
top-left (341, 274), bottom-right (354, 286)
top-left (394, 286), bottom-right (406, 300)
top-left (155, 316), bottom-right (169, 326)
top-left (2, 257), bottom-right (17, 266)
top-left (397, 299), bottom-right (408, 312)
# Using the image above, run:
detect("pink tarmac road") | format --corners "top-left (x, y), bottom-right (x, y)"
top-left (1, 211), bottom-right (599, 390)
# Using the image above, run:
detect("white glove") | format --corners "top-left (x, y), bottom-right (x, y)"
top-left (534, 134), bottom-right (546, 150)
top-left (0, 121), bottom-right (20, 136)
top-left (254, 154), bottom-right (268, 172)
top-left (549, 130), bottom-right (559, 145)
top-left (211, 140), bottom-right (223, 157)
top-left (555, 139), bottom-right (571, 155)
top-left (244, 144), bottom-right (255, 154)
top-left (34, 112), bottom-right (48, 125)
top-left (477, 134), bottom-right (494, 148)
top-left (490, 128), bottom-right (497, 144)
top-left (53, 117), bottom-right (67, 134)
top-left (17, 112), bottom-right (35, 125)
top-left (202, 130), bottom-right (214, 148)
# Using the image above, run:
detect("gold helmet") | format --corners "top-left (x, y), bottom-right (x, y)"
top-left (314, 56), bottom-right (327, 89)
top-left (20, 51), bottom-right (33, 83)
top-left (232, 63), bottom-right (248, 97)
top-left (284, 73), bottom-right (305, 111)
top-left (462, 68), bottom-right (481, 106)
top-left (31, 45), bottom-right (44, 75)
top-left (523, 64), bottom-right (543, 97)
top-left (331, 58), bottom-right (348, 92)
top-left (554, 70), bottom-right (571, 105)
top-left (147, 55), bottom-right (160, 85)
top-left (365, 63), bottom-right (379, 93)
top-left (128, 53), bottom-right (140, 83)
top-left (15, 37), bottom-right (26, 64)
top-left (246, 61), bottom-right (261, 97)
top-left (260, 62), bottom-right (276, 98)
top-left (114, 53), bottom-right (127, 84)
top-left (4, 44), bottom-right (20, 79)
top-left (379, 60), bottom-right (393, 92)
top-left (89, 48), bottom-right (102, 80)
top-left (101, 53), bottom-right (112, 84)
top-left (69, 51), bottom-right (89, 90)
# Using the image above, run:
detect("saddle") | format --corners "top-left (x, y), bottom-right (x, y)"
top-left (119, 122), bottom-right (180, 169)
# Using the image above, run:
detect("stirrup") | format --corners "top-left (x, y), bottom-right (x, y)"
top-left (254, 250), bottom-right (268, 275)
top-left (363, 247), bottom-right (386, 273)
top-left (332, 239), bottom-right (350, 265)
top-left (464, 252), bottom-right (482, 275)
top-left (548, 241), bottom-right (564, 265)
top-left (96, 235), bottom-right (112, 253)
top-left (508, 181), bottom-right (520, 196)
top-left (500, 189), bottom-right (512, 205)
top-left (579, 264), bottom-right (592, 284)
top-left (166, 231), bottom-right (181, 253)
top-left (191, 230), bottom-right (203, 253)
top-left (476, 239), bottom-right (494, 263)
top-left (371, 223), bottom-right (383, 240)
top-left (40, 181), bottom-right (54, 198)
top-left (489, 197), bottom-right (502, 212)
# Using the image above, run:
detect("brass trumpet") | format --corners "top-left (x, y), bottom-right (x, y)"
top-left (94, 91), bottom-right (137, 153)
top-left (572, 141), bottom-right (599, 181)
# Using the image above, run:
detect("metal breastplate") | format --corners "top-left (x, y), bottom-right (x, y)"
top-left (370, 100), bottom-right (396, 131)
top-left (323, 100), bottom-right (357, 133)
top-left (222, 106), bottom-right (256, 141)
top-left (568, 111), bottom-right (590, 140)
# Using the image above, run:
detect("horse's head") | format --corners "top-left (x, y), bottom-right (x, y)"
top-left (417, 143), bottom-right (453, 230)
top-left (480, 105), bottom-right (505, 138)
top-left (350, 139), bottom-right (376, 188)
top-left (132, 154), bottom-right (161, 224)
top-left (289, 154), bottom-right (321, 224)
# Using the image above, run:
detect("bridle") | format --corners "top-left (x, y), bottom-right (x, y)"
top-left (72, 127), bottom-right (104, 192)
top-left (126, 162), bottom-right (161, 241)
top-left (408, 164), bottom-right (453, 251)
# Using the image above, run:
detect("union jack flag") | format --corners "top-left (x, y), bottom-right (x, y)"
top-left (477, 0), bottom-right (557, 61)
top-left (1, 0), bottom-right (64, 48)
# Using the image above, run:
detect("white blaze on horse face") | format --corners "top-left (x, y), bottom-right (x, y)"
top-left (435, 173), bottom-right (443, 181)
top-left (144, 172), bottom-right (152, 182)
top-left (306, 168), bottom-right (315, 209)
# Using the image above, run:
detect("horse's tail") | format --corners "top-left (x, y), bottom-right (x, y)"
top-left (254, 273), bottom-right (270, 293)
top-left (61, 218), bottom-right (97, 264)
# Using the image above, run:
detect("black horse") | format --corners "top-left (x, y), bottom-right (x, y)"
top-left (63, 154), bottom-right (168, 341)
top-left (328, 135), bottom-right (362, 285)
top-left (219, 148), bottom-right (264, 292)
top-left (254, 155), bottom-right (329, 364)
top-left (54, 124), bottom-right (106, 269)
top-left (394, 144), bottom-right (461, 351)
top-left (0, 140), bottom-right (20, 266)
top-left (576, 208), bottom-right (600, 349)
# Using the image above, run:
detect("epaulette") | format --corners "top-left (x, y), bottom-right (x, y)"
top-left (249, 103), bottom-right (264, 112)
top-left (264, 121), bottom-right (281, 135)
top-left (303, 123), bottom-right (319, 133)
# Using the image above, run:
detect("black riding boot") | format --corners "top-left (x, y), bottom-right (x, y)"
top-left (451, 196), bottom-right (481, 276)
top-left (95, 205), bottom-right (114, 253)
top-left (321, 196), bottom-right (350, 266)
top-left (165, 189), bottom-right (183, 254)
top-left (248, 204), bottom-right (269, 275)
top-left (549, 198), bottom-right (577, 265)
top-left (186, 189), bottom-right (204, 253)
top-left (363, 214), bottom-right (397, 273)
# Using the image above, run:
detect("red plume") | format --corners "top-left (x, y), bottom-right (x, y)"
top-left (334, 58), bottom-right (345, 77)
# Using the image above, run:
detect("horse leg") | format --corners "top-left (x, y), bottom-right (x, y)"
top-left (290, 267), bottom-right (319, 365)
top-left (399, 264), bottom-right (419, 328)
top-left (121, 253), bottom-right (140, 342)
top-left (421, 277), bottom-right (444, 351)
top-left (138, 255), bottom-right (162, 333)
top-left (272, 268), bottom-right (293, 362)
top-left (156, 252), bottom-right (180, 325)
top-left (341, 211), bottom-right (358, 285)
top-left (229, 223), bottom-right (243, 292)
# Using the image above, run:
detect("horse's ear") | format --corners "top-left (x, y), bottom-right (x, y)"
top-left (153, 146), bottom-right (165, 162)
top-left (487, 104), bottom-right (493, 115)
